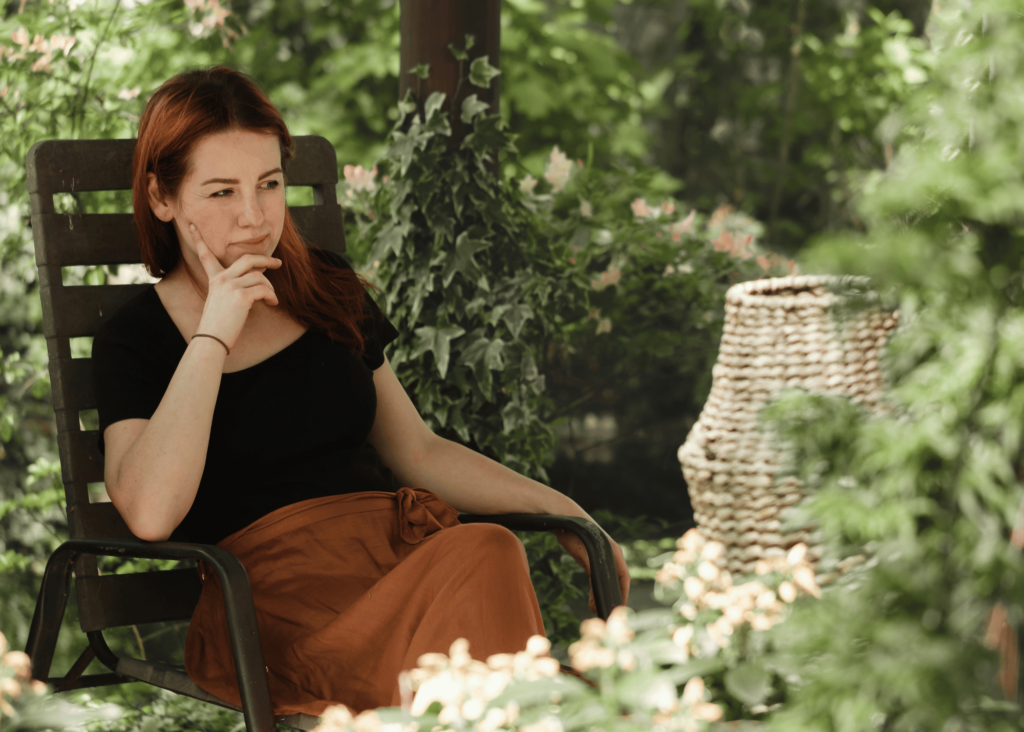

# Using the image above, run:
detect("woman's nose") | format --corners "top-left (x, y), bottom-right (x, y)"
top-left (237, 190), bottom-right (265, 227)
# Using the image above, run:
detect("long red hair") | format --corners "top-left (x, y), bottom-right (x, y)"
top-left (132, 65), bottom-right (377, 356)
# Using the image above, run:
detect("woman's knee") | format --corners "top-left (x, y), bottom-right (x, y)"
top-left (454, 523), bottom-right (529, 572)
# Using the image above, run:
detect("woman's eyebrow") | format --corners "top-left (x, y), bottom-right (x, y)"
top-left (200, 167), bottom-right (283, 185)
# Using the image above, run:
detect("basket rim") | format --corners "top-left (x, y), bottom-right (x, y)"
top-left (725, 275), bottom-right (873, 303)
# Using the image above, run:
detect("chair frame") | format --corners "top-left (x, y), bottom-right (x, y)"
top-left (23, 135), bottom-right (622, 732)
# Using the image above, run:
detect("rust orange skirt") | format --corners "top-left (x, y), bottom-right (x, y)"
top-left (184, 487), bottom-right (546, 716)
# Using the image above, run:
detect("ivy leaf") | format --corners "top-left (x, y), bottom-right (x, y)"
top-left (442, 232), bottom-right (491, 287)
top-left (464, 34), bottom-right (475, 51)
top-left (458, 337), bottom-right (490, 368)
top-left (409, 63), bottom-right (430, 80)
top-left (410, 325), bottom-right (466, 379)
top-left (447, 403), bottom-right (471, 443)
top-left (521, 351), bottom-right (538, 381)
top-left (484, 339), bottom-right (506, 370)
top-left (469, 56), bottom-right (501, 88)
top-left (724, 662), bottom-right (772, 707)
top-left (500, 393), bottom-right (530, 435)
top-left (448, 43), bottom-right (468, 61)
top-left (461, 94), bottom-right (490, 124)
top-left (502, 304), bottom-right (535, 340)
top-left (424, 91), bottom-right (446, 123)
top-left (368, 204), bottom-right (414, 264)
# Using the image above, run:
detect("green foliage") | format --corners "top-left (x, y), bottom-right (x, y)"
top-left (742, 1), bottom-right (1024, 729)
top-left (628, 0), bottom-right (935, 254)
top-left (343, 42), bottom-right (779, 645)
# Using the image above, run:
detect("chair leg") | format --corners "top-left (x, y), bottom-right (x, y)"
top-left (25, 543), bottom-right (77, 682)
top-left (202, 546), bottom-right (277, 732)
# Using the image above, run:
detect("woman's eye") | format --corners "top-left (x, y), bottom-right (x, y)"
top-left (211, 189), bottom-right (232, 198)
top-left (262, 180), bottom-right (281, 190)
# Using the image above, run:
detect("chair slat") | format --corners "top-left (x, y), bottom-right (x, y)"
top-left (27, 139), bottom-right (135, 195)
top-left (76, 569), bottom-right (201, 631)
top-left (68, 502), bottom-right (133, 542)
top-left (287, 137), bottom-right (339, 186)
top-left (50, 357), bottom-right (94, 413)
top-left (32, 213), bottom-right (138, 267)
top-left (41, 284), bottom-right (151, 339)
top-left (57, 430), bottom-right (104, 485)
top-left (290, 205), bottom-right (345, 254)
top-left (27, 136), bottom-right (336, 197)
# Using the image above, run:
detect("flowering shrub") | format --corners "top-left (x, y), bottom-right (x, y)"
top-left (310, 526), bottom-right (826, 732)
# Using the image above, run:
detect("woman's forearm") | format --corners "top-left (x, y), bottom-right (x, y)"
top-left (396, 435), bottom-right (594, 521)
top-left (107, 338), bottom-right (226, 541)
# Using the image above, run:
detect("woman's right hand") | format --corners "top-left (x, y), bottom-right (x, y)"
top-left (192, 223), bottom-right (282, 350)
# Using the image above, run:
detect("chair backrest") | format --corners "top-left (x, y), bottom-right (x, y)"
top-left (27, 135), bottom-right (345, 633)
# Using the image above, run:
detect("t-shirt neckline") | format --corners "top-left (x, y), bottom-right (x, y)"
top-left (146, 285), bottom-right (312, 376)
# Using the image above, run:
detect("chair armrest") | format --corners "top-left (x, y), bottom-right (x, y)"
top-left (26, 538), bottom-right (276, 732)
top-left (458, 513), bottom-right (623, 619)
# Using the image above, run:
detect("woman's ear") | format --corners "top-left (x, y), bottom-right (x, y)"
top-left (147, 173), bottom-right (175, 222)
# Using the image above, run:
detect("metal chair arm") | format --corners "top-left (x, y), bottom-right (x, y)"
top-left (458, 513), bottom-right (623, 619)
top-left (26, 538), bottom-right (276, 732)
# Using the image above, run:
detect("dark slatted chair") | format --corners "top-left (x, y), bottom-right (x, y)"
top-left (23, 135), bottom-right (622, 732)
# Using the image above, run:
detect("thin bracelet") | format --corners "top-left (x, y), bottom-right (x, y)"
top-left (191, 333), bottom-right (230, 355)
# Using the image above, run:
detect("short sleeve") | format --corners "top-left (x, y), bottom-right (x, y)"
top-left (359, 290), bottom-right (400, 371)
top-left (310, 248), bottom-right (400, 371)
top-left (92, 291), bottom-right (179, 453)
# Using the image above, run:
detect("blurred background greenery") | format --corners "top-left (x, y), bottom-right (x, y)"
top-left (0, 0), bottom-right (950, 728)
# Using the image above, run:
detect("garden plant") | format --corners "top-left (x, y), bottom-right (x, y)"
top-left (1, 0), bottom-right (1008, 730)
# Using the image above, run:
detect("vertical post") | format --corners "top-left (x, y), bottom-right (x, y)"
top-left (399, 0), bottom-right (501, 145)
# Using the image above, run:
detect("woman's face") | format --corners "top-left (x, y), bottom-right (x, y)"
top-left (148, 128), bottom-right (286, 277)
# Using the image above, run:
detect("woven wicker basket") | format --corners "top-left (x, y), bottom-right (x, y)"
top-left (677, 275), bottom-right (898, 574)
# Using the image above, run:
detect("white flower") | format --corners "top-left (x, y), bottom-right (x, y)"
top-left (544, 146), bottom-right (573, 192)
top-left (117, 87), bottom-right (141, 100)
top-left (519, 174), bottom-right (538, 195)
top-left (595, 318), bottom-right (612, 335)
top-left (778, 581), bottom-right (797, 603)
top-left (579, 198), bottom-right (592, 217)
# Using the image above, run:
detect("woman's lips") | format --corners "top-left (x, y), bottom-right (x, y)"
top-left (231, 234), bottom-right (269, 247)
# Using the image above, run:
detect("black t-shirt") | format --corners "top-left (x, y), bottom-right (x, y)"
top-left (92, 252), bottom-right (401, 544)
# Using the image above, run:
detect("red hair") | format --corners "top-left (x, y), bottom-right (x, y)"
top-left (132, 65), bottom-right (377, 356)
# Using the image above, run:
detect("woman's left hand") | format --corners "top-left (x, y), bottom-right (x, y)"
top-left (553, 529), bottom-right (631, 615)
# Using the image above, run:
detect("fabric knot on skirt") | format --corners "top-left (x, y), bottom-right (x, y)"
top-left (395, 486), bottom-right (460, 544)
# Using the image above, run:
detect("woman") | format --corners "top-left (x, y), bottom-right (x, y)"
top-left (93, 66), bottom-right (629, 716)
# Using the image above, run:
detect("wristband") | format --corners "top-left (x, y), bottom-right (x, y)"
top-left (192, 333), bottom-right (230, 355)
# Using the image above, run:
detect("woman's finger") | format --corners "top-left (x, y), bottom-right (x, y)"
top-left (223, 252), bottom-right (282, 279)
top-left (191, 225), bottom-right (224, 280)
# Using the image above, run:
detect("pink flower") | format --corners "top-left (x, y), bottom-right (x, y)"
top-left (630, 198), bottom-right (651, 218)
top-left (669, 209), bottom-right (696, 241)
top-left (48, 33), bottom-right (75, 56)
top-left (343, 164), bottom-right (378, 193)
top-left (590, 266), bottom-right (622, 291)
top-left (117, 87), bottom-right (141, 101)
top-left (712, 231), bottom-right (735, 255)
top-left (709, 203), bottom-right (735, 228)
top-left (661, 200), bottom-right (675, 216)
top-left (10, 28), bottom-right (28, 48)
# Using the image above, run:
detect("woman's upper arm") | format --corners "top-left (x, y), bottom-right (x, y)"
top-left (367, 355), bottom-right (437, 478)
top-left (103, 418), bottom-right (149, 495)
